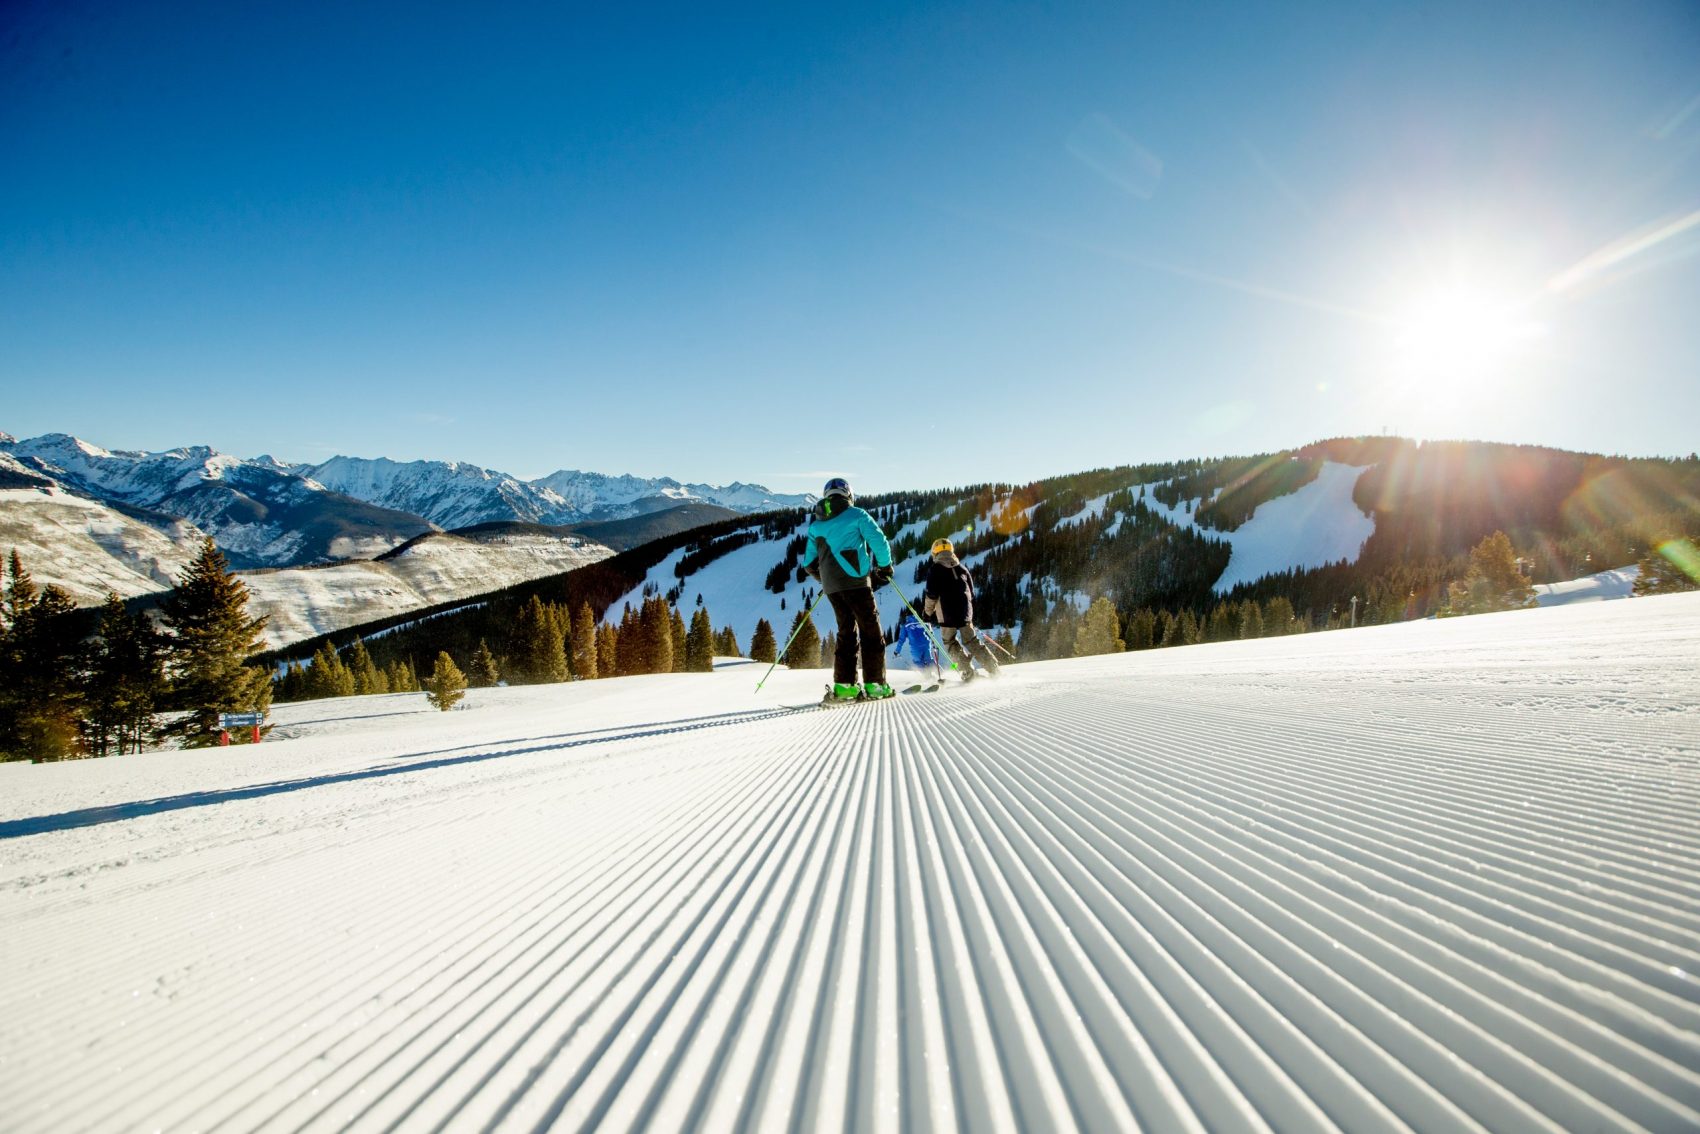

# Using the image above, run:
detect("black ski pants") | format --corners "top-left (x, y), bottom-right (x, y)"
top-left (826, 586), bottom-right (886, 685)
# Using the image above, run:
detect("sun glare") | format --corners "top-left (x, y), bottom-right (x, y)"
top-left (1390, 285), bottom-right (1546, 386)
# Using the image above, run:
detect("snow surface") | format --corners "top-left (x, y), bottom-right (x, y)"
top-left (1209, 462), bottom-right (1375, 593)
top-left (3, 596), bottom-right (1698, 1131)
top-left (1535, 564), bottom-right (1640, 607)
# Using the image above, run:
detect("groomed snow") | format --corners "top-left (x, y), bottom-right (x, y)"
top-left (1209, 462), bottom-right (1375, 593)
top-left (1534, 564), bottom-right (1640, 607)
top-left (2, 596), bottom-right (1698, 1131)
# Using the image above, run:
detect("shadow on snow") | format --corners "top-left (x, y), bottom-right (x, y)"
top-left (0, 705), bottom-right (813, 840)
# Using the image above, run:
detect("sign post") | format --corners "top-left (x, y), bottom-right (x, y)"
top-left (218, 712), bottom-right (264, 744)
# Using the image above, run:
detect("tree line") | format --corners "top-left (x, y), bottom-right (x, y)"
top-left (1, 540), bottom-right (270, 761)
top-left (274, 591), bottom-right (753, 704)
top-left (1010, 527), bottom-right (1697, 664)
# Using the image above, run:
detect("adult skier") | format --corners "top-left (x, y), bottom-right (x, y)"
top-left (802, 477), bottom-right (896, 702)
top-left (922, 538), bottom-right (1001, 681)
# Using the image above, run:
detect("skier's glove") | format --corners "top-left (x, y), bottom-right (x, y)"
top-left (870, 564), bottom-right (893, 587)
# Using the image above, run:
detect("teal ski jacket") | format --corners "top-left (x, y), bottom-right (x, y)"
top-left (801, 501), bottom-right (892, 595)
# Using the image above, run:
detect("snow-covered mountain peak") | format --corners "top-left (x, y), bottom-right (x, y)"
top-left (3, 430), bottom-right (815, 568)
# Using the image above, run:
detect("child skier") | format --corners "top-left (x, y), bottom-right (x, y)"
top-left (922, 538), bottom-right (1001, 682)
top-left (801, 477), bottom-right (896, 702)
top-left (892, 610), bottom-right (943, 688)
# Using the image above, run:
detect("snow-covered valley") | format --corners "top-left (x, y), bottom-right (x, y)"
top-left (2, 594), bottom-right (1696, 1132)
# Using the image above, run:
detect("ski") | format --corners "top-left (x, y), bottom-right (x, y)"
top-left (815, 683), bottom-right (900, 708)
top-left (900, 683), bottom-right (942, 694)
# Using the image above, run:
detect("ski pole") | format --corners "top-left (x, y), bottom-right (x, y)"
top-left (755, 590), bottom-right (827, 692)
top-left (984, 634), bottom-right (1017, 661)
top-left (888, 578), bottom-right (958, 669)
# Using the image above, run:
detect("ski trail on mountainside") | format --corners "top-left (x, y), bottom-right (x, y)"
top-left (1, 596), bottom-right (1698, 1132)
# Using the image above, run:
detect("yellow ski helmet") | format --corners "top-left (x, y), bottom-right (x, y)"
top-left (931, 538), bottom-right (954, 555)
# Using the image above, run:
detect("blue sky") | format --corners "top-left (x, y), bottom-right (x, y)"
top-left (3, 1), bottom-right (1697, 494)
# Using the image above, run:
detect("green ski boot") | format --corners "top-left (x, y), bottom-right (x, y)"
top-left (862, 681), bottom-right (895, 700)
top-left (823, 682), bottom-right (862, 706)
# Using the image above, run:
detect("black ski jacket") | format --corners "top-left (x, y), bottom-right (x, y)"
top-left (924, 553), bottom-right (975, 627)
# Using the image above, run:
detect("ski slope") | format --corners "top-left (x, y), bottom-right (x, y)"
top-left (1534, 564), bottom-right (1640, 607)
top-left (2, 596), bottom-right (1698, 1132)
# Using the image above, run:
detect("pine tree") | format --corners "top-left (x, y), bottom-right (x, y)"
top-left (685, 608), bottom-right (715, 672)
top-left (1175, 609), bottom-right (1201, 646)
top-left (571, 602), bottom-right (598, 680)
top-left (783, 609), bottom-right (820, 669)
top-left (669, 606), bottom-right (688, 673)
top-left (348, 638), bottom-right (384, 696)
top-left (159, 539), bottom-right (270, 747)
top-left (0, 575), bottom-right (85, 761)
top-left (309, 642), bottom-right (355, 698)
top-left (616, 605), bottom-right (643, 675)
top-left (716, 625), bottom-right (741, 658)
top-left (1047, 603), bottom-right (1081, 660)
top-left (1238, 599), bottom-right (1264, 639)
top-left (508, 596), bottom-right (542, 683)
top-left (596, 623), bottom-right (619, 678)
top-left (3, 549), bottom-right (39, 630)
top-left (468, 639), bottom-right (501, 688)
top-left (510, 596), bottom-right (568, 683)
top-left (1264, 596), bottom-right (1297, 634)
top-left (1446, 530), bottom-right (1536, 615)
top-left (750, 618), bottom-right (777, 664)
top-left (1632, 538), bottom-right (1700, 595)
top-left (1124, 608), bottom-right (1157, 650)
top-left (538, 606), bottom-right (569, 683)
top-left (1073, 597), bottom-right (1125, 657)
top-left (818, 631), bottom-right (837, 669)
top-left (83, 593), bottom-right (166, 756)
top-left (424, 651), bottom-right (468, 711)
top-left (1206, 604), bottom-right (1236, 642)
top-left (387, 658), bottom-right (419, 693)
top-left (276, 661), bottom-right (310, 703)
top-left (1156, 609), bottom-right (1179, 647)
top-left (641, 598), bottom-right (674, 675)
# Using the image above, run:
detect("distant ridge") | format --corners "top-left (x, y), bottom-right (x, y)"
top-left (560, 502), bottom-right (743, 551)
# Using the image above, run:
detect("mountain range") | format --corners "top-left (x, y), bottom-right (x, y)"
top-left (0, 432), bottom-right (814, 569)
top-left (285, 436), bottom-right (1698, 672)
top-left (0, 430), bottom-right (814, 647)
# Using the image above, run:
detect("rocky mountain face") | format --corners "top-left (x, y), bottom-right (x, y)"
top-left (237, 525), bottom-right (616, 648)
top-left (0, 432), bottom-right (815, 573)
top-left (2, 434), bottom-right (433, 568)
top-left (301, 457), bottom-right (814, 529)
top-left (0, 431), bottom-right (805, 643)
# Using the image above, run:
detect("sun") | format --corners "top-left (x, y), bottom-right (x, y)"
top-left (1389, 285), bottom-right (1546, 387)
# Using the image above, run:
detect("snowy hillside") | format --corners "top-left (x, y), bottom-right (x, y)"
top-left (241, 529), bottom-right (616, 649)
top-left (1203, 462), bottom-right (1374, 592)
top-left (600, 463), bottom-right (1375, 648)
top-left (0, 486), bottom-right (207, 603)
top-left (1535, 564), bottom-right (1640, 606)
top-left (3, 594), bottom-right (1696, 1131)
